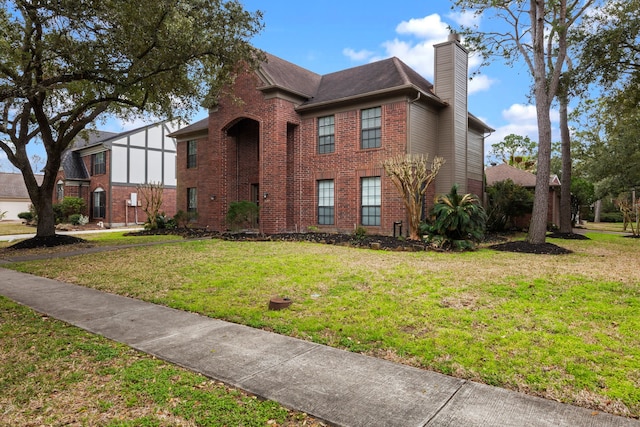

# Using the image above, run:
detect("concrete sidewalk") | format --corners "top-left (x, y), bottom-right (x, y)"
top-left (0, 268), bottom-right (637, 427)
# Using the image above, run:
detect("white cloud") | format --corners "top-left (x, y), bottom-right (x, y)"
top-left (484, 103), bottom-right (561, 161)
top-left (395, 14), bottom-right (450, 40)
top-left (343, 13), bottom-right (496, 91)
top-left (447, 10), bottom-right (482, 28)
top-left (343, 48), bottom-right (375, 62)
top-left (468, 74), bottom-right (495, 94)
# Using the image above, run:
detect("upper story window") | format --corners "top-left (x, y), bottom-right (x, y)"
top-left (92, 152), bottom-right (106, 175)
top-left (318, 115), bottom-right (335, 154)
top-left (361, 107), bottom-right (381, 149)
top-left (187, 140), bottom-right (197, 168)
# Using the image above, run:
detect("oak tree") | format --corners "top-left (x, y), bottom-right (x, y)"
top-left (0, 0), bottom-right (263, 239)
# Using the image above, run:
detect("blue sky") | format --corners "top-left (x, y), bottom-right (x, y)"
top-left (2, 0), bottom-right (559, 172)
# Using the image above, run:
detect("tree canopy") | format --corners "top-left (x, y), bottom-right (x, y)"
top-left (0, 0), bottom-right (263, 238)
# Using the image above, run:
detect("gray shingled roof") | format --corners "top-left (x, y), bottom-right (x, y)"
top-left (304, 57), bottom-right (434, 106)
top-left (259, 53), bottom-right (322, 98)
top-left (0, 172), bottom-right (44, 199)
top-left (167, 118), bottom-right (208, 138)
top-left (60, 150), bottom-right (90, 180)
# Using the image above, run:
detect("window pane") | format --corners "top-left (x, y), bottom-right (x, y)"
top-left (361, 107), bottom-right (381, 149)
top-left (318, 116), bottom-right (335, 154)
top-left (318, 180), bottom-right (334, 225)
top-left (187, 188), bottom-right (197, 212)
top-left (361, 177), bottom-right (380, 226)
top-left (187, 140), bottom-right (197, 168)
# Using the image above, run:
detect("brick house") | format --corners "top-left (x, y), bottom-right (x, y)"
top-left (56, 120), bottom-right (181, 227)
top-left (170, 34), bottom-right (493, 236)
top-left (485, 163), bottom-right (561, 228)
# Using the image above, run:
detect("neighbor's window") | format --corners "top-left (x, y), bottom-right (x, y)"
top-left (92, 152), bottom-right (106, 175)
top-left (318, 115), bottom-right (335, 154)
top-left (92, 189), bottom-right (106, 218)
top-left (361, 176), bottom-right (380, 226)
top-left (317, 180), bottom-right (334, 225)
top-left (56, 181), bottom-right (64, 201)
top-left (187, 140), bottom-right (197, 168)
top-left (361, 106), bottom-right (381, 149)
top-left (187, 187), bottom-right (197, 213)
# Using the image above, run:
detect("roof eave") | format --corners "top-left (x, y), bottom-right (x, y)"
top-left (296, 85), bottom-right (444, 113)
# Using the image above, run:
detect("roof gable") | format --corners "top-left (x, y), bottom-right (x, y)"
top-left (257, 53), bottom-right (322, 98)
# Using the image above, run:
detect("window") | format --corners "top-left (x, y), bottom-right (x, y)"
top-left (318, 116), bottom-right (335, 154)
top-left (361, 107), bottom-right (381, 149)
top-left (317, 180), bottom-right (334, 225)
top-left (56, 181), bottom-right (64, 201)
top-left (92, 189), bottom-right (106, 218)
top-left (187, 140), bottom-right (197, 168)
top-left (92, 152), bottom-right (106, 175)
top-left (361, 177), bottom-right (381, 226)
top-left (187, 187), bottom-right (197, 213)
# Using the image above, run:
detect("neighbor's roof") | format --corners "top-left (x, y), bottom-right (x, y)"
top-left (485, 163), bottom-right (560, 187)
top-left (0, 172), bottom-right (43, 199)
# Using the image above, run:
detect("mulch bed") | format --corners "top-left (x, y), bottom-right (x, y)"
top-left (488, 241), bottom-right (573, 255)
top-left (7, 235), bottom-right (87, 250)
top-left (7, 228), bottom-right (575, 255)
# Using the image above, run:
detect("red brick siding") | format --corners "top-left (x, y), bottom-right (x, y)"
top-left (181, 68), bottom-right (439, 236)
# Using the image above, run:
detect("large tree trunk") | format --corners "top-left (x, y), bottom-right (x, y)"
top-left (528, 103), bottom-right (553, 244)
top-left (526, 0), bottom-right (553, 245)
top-left (559, 92), bottom-right (573, 233)
top-left (20, 148), bottom-right (62, 238)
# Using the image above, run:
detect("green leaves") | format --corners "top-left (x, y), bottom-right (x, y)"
top-left (428, 184), bottom-right (487, 250)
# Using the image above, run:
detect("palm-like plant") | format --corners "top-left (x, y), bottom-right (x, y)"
top-left (428, 185), bottom-right (487, 250)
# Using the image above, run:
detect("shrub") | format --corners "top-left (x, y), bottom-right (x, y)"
top-left (69, 214), bottom-right (82, 225)
top-left (17, 211), bottom-right (33, 222)
top-left (352, 226), bottom-right (367, 241)
top-left (60, 196), bottom-right (86, 218)
top-left (52, 203), bottom-right (65, 224)
top-left (426, 184), bottom-right (487, 250)
top-left (174, 210), bottom-right (198, 228)
top-left (485, 179), bottom-right (533, 231)
top-left (225, 201), bottom-right (259, 231)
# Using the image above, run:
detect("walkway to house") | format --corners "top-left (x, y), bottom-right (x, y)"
top-left (0, 267), bottom-right (637, 426)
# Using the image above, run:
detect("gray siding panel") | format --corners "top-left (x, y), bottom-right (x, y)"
top-left (409, 103), bottom-right (438, 156)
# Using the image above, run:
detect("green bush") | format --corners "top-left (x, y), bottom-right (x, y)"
top-left (599, 211), bottom-right (624, 223)
top-left (426, 184), bottom-right (487, 250)
top-left (485, 179), bottom-right (533, 231)
top-left (17, 211), bottom-right (33, 222)
top-left (69, 213), bottom-right (82, 225)
top-left (52, 203), bottom-right (65, 224)
top-left (174, 210), bottom-right (198, 228)
top-left (60, 196), bottom-right (86, 218)
top-left (225, 201), bottom-right (259, 231)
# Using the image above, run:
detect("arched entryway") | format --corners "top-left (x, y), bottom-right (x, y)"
top-left (225, 118), bottom-right (260, 228)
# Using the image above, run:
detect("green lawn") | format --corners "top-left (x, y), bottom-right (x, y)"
top-left (4, 232), bottom-right (640, 419)
top-left (0, 220), bottom-right (35, 235)
top-left (0, 297), bottom-right (320, 426)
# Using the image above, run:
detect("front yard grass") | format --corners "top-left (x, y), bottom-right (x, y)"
top-left (4, 232), bottom-right (640, 419)
top-left (0, 297), bottom-right (320, 426)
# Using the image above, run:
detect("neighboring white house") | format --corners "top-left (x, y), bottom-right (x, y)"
top-left (0, 172), bottom-right (43, 220)
top-left (56, 120), bottom-right (181, 227)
